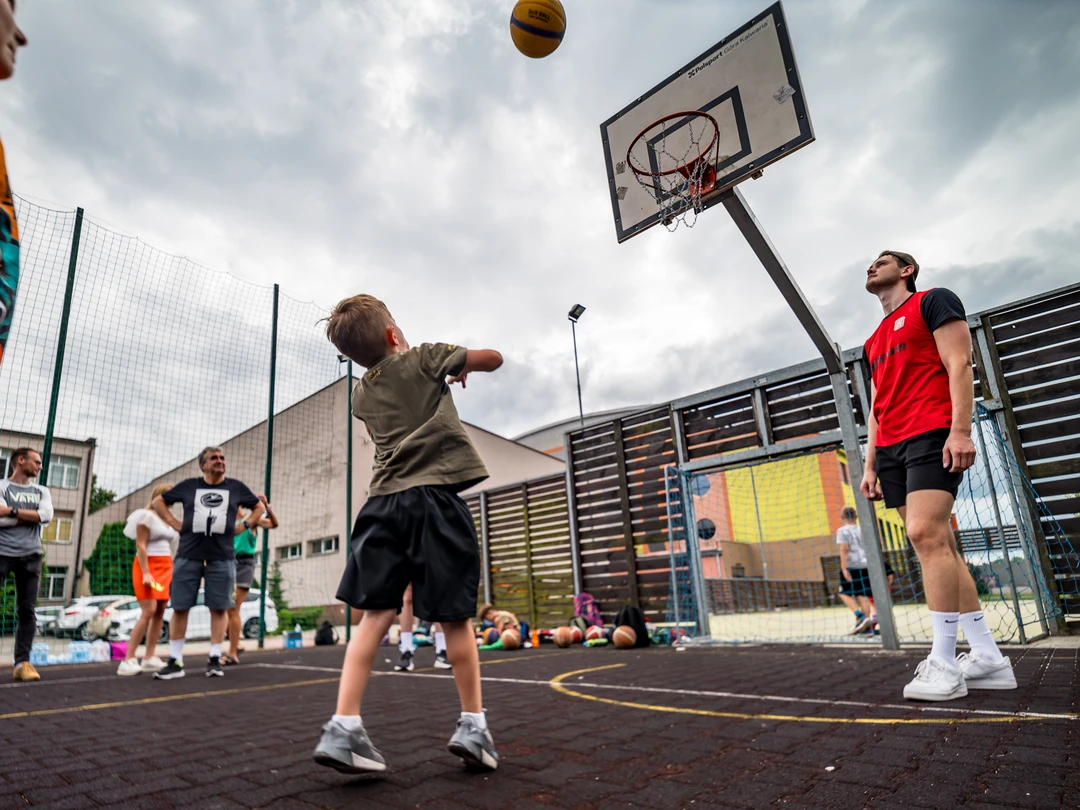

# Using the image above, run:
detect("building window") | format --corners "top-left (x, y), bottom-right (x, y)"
top-left (0, 448), bottom-right (9, 477)
top-left (689, 475), bottom-right (711, 498)
top-left (39, 566), bottom-right (67, 601)
top-left (696, 518), bottom-right (717, 541)
top-left (309, 536), bottom-right (339, 556)
top-left (49, 455), bottom-right (80, 490)
top-left (840, 462), bottom-right (850, 486)
top-left (42, 511), bottom-right (75, 544)
top-left (278, 543), bottom-right (302, 561)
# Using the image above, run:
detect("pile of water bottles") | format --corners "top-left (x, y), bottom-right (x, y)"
top-left (29, 640), bottom-right (112, 667)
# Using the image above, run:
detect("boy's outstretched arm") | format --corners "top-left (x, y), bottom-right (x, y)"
top-left (448, 349), bottom-right (502, 388)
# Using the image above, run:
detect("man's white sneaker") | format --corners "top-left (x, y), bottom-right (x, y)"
top-left (116, 658), bottom-right (142, 677)
top-left (903, 656), bottom-right (968, 701)
top-left (956, 652), bottom-right (1017, 690)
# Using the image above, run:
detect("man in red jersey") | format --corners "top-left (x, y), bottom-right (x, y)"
top-left (862, 250), bottom-right (1015, 701)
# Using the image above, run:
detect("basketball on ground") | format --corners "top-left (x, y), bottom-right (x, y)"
top-left (553, 627), bottom-right (573, 647)
top-left (501, 628), bottom-right (521, 650)
top-left (585, 625), bottom-right (604, 641)
top-left (612, 625), bottom-right (636, 649)
top-left (509, 0), bottom-right (566, 59)
top-left (569, 625), bottom-right (583, 644)
top-left (484, 627), bottom-right (500, 645)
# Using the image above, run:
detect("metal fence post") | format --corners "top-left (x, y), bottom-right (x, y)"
top-left (258, 284), bottom-right (279, 649)
top-left (41, 207), bottom-right (84, 483)
top-left (345, 359), bottom-right (353, 642)
top-left (830, 369), bottom-right (900, 651)
top-left (480, 491), bottom-right (492, 606)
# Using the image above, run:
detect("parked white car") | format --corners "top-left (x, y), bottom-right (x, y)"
top-left (159, 588), bottom-right (278, 641)
top-left (54, 595), bottom-right (130, 640)
top-left (34, 605), bottom-right (64, 636)
top-left (89, 597), bottom-right (145, 641)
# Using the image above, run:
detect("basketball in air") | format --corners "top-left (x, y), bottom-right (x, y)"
top-left (612, 625), bottom-right (637, 649)
top-left (585, 625), bottom-right (604, 641)
top-left (501, 628), bottom-right (521, 650)
top-left (569, 625), bottom-right (583, 644)
top-left (509, 0), bottom-right (566, 59)
top-left (553, 627), bottom-right (573, 648)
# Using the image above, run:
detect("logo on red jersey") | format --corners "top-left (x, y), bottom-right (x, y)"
top-left (894, 316), bottom-right (906, 331)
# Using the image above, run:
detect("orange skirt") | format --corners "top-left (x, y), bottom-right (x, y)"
top-left (132, 556), bottom-right (173, 601)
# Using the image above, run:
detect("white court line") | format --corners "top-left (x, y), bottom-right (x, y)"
top-left (251, 663), bottom-right (1078, 721)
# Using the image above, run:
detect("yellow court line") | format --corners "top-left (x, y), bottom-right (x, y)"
top-left (548, 665), bottom-right (1075, 726)
top-left (0, 677), bottom-right (339, 722)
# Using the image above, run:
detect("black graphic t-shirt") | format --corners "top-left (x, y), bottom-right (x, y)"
top-left (163, 477), bottom-right (260, 561)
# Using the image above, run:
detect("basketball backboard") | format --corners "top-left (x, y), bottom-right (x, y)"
top-left (600, 2), bottom-right (813, 242)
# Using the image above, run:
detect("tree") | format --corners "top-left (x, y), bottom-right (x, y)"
top-left (89, 474), bottom-right (116, 514)
top-left (83, 522), bottom-right (135, 596)
top-left (267, 560), bottom-right (289, 611)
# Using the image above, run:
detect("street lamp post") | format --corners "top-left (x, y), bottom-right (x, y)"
top-left (568, 304), bottom-right (586, 428)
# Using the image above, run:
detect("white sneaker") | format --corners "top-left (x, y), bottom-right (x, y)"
top-left (903, 656), bottom-right (968, 701)
top-left (957, 652), bottom-right (1017, 690)
top-left (116, 658), bottom-right (142, 677)
top-left (140, 656), bottom-right (166, 672)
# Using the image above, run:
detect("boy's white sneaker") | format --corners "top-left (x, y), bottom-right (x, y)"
top-left (903, 656), bottom-right (968, 701)
top-left (956, 651), bottom-right (1017, 690)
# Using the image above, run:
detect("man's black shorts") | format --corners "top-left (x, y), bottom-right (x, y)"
top-left (839, 567), bottom-right (872, 597)
top-left (336, 485), bottom-right (480, 623)
top-left (876, 428), bottom-right (964, 510)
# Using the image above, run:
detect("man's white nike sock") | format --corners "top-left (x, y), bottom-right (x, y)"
top-left (929, 611), bottom-right (959, 665)
top-left (959, 610), bottom-right (1005, 663)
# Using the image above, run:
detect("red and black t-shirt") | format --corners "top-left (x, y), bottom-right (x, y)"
top-left (864, 288), bottom-right (966, 447)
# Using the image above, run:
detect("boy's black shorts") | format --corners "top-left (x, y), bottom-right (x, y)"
top-left (336, 485), bottom-right (480, 623)
top-left (876, 428), bottom-right (964, 510)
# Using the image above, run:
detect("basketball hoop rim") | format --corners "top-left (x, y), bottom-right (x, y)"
top-left (625, 110), bottom-right (720, 178)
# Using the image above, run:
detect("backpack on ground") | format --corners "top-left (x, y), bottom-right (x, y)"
top-left (314, 620), bottom-right (338, 646)
top-left (613, 604), bottom-right (651, 648)
top-left (574, 592), bottom-right (604, 627)
top-left (569, 616), bottom-right (589, 635)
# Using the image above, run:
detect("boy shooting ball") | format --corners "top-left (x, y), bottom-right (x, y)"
top-left (313, 294), bottom-right (503, 773)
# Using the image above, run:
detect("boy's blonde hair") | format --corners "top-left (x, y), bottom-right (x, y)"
top-left (324, 294), bottom-right (395, 368)
top-left (147, 483), bottom-right (172, 510)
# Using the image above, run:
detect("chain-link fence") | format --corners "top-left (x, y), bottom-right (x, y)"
top-left (1, 198), bottom-right (353, 667)
top-left (668, 405), bottom-right (1067, 645)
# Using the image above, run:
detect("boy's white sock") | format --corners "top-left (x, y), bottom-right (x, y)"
top-left (929, 611), bottom-right (960, 665)
top-left (461, 710), bottom-right (487, 731)
top-left (435, 631), bottom-right (446, 654)
top-left (209, 643), bottom-right (222, 658)
top-left (399, 631), bottom-right (413, 653)
top-left (333, 714), bottom-right (363, 731)
top-left (169, 639), bottom-right (185, 664)
top-left (959, 610), bottom-right (1005, 663)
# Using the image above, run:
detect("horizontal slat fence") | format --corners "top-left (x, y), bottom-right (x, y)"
top-left (983, 283), bottom-right (1080, 617)
top-left (464, 474), bottom-right (575, 628)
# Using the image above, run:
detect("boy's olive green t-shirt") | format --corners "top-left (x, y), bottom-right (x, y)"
top-left (353, 342), bottom-right (489, 497)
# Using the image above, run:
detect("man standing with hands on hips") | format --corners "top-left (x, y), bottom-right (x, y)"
top-left (152, 447), bottom-right (270, 680)
top-left (861, 250), bottom-right (1016, 701)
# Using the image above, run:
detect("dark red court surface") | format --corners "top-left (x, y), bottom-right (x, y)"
top-left (1, 643), bottom-right (1077, 809)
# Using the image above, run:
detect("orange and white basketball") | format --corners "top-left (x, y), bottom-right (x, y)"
top-left (612, 625), bottom-right (636, 649)
top-left (569, 625), bottom-right (583, 644)
top-left (585, 625), bottom-right (604, 641)
top-left (510, 0), bottom-right (566, 59)
top-left (501, 628), bottom-right (521, 650)
top-left (553, 627), bottom-right (573, 648)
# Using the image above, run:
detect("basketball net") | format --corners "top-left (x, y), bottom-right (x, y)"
top-left (626, 112), bottom-right (720, 232)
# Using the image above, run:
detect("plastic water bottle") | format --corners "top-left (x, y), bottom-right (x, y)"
top-left (294, 623), bottom-right (301, 633)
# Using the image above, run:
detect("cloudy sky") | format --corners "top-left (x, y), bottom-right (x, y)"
top-left (3, 0), bottom-right (1079, 442)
